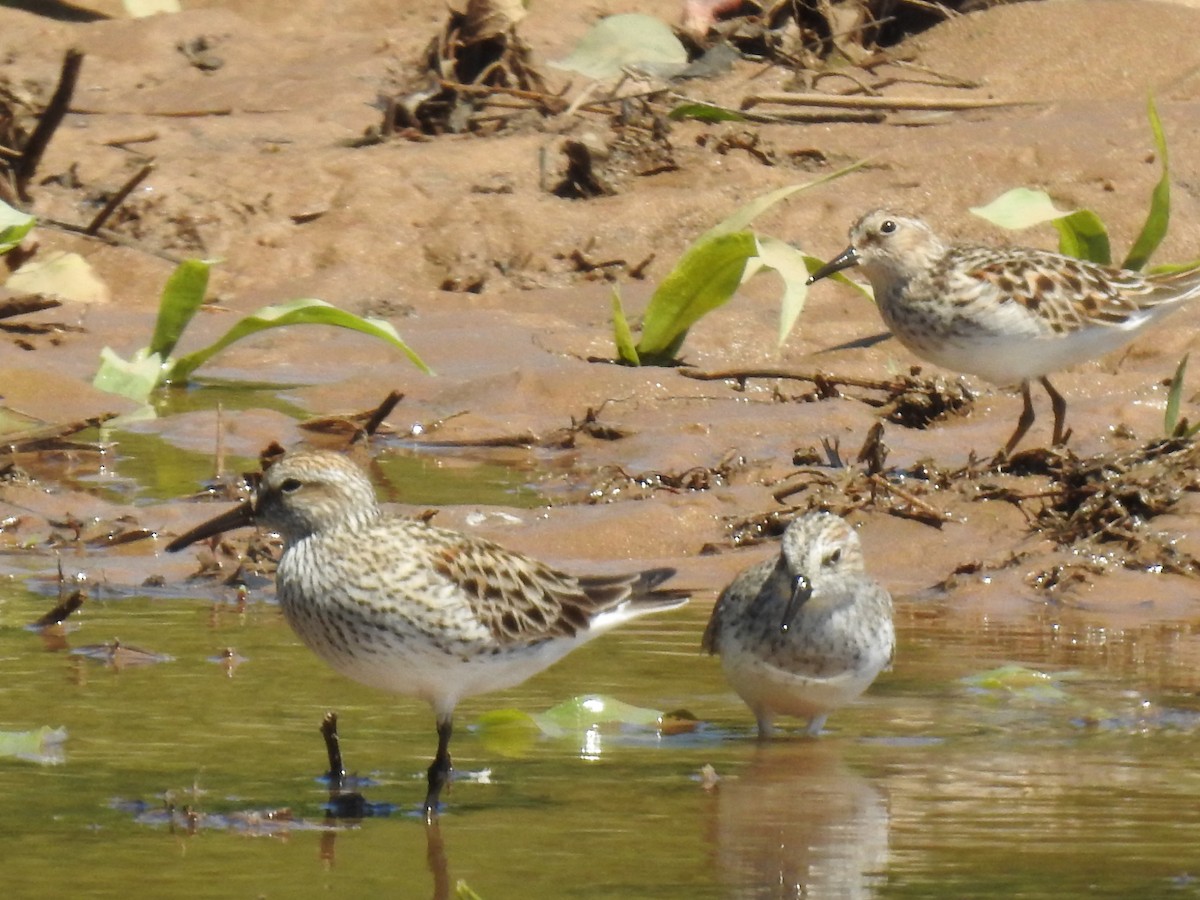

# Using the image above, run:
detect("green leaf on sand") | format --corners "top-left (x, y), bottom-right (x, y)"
top-left (971, 188), bottom-right (1111, 264)
top-left (166, 298), bottom-right (430, 382)
top-left (635, 231), bottom-right (756, 364)
top-left (0, 199), bottom-right (35, 254)
top-left (1123, 95), bottom-right (1170, 272)
top-left (148, 258), bottom-right (211, 359)
top-left (611, 287), bottom-right (640, 365)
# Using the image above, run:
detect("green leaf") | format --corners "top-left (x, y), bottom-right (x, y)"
top-left (474, 708), bottom-right (542, 758)
top-left (549, 14), bottom-right (688, 80)
top-left (0, 726), bottom-right (67, 765)
top-left (6, 251), bottom-right (109, 302)
top-left (635, 231), bottom-right (756, 363)
top-left (455, 882), bottom-right (485, 900)
top-left (0, 199), bottom-right (35, 254)
top-left (701, 159), bottom-right (869, 242)
top-left (148, 259), bottom-right (211, 359)
top-left (749, 235), bottom-right (811, 347)
top-left (611, 287), bottom-right (640, 365)
top-left (532, 694), bottom-right (665, 734)
top-left (1123, 95), bottom-right (1170, 271)
top-left (667, 102), bottom-right (746, 123)
top-left (1052, 210), bottom-right (1111, 265)
top-left (92, 347), bottom-right (165, 404)
top-left (1165, 353), bottom-right (1188, 437)
top-left (164, 298), bottom-right (431, 383)
top-left (970, 188), bottom-right (1069, 230)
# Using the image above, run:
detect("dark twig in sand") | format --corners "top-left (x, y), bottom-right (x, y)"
top-left (0, 293), bottom-right (61, 320)
top-left (15, 48), bottom-right (83, 201)
top-left (741, 92), bottom-right (1036, 112)
top-left (85, 162), bottom-right (154, 235)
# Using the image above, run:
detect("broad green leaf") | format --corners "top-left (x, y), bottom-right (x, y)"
top-left (1123, 95), bottom-right (1170, 271)
top-left (970, 188), bottom-right (1069, 230)
top-left (549, 14), bottom-right (688, 80)
top-left (970, 188), bottom-right (1110, 263)
top-left (635, 231), bottom-right (756, 363)
top-left (165, 298), bottom-right (431, 382)
top-left (148, 259), bottom-right (211, 359)
top-left (667, 102), bottom-right (746, 123)
top-left (6, 251), bottom-right (109, 303)
top-left (1165, 353), bottom-right (1188, 437)
top-left (532, 694), bottom-right (664, 734)
top-left (0, 200), bottom-right (35, 254)
top-left (0, 726), bottom-right (67, 765)
top-left (1052, 210), bottom-right (1111, 265)
top-left (611, 287), bottom-right (640, 364)
top-left (751, 235), bottom-right (811, 347)
top-left (92, 347), bottom-right (165, 404)
top-left (702, 160), bottom-right (869, 242)
top-left (455, 882), bottom-right (485, 900)
top-left (474, 708), bottom-right (542, 758)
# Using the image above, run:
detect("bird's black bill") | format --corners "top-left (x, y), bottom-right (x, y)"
top-left (779, 573), bottom-right (813, 633)
top-left (805, 246), bottom-right (860, 285)
top-left (164, 500), bottom-right (255, 552)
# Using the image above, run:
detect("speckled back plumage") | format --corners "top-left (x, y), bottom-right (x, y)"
top-left (256, 450), bottom-right (688, 716)
top-left (842, 209), bottom-right (1200, 384)
top-left (703, 511), bottom-right (894, 737)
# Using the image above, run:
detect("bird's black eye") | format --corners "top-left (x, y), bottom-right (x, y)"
top-left (280, 478), bottom-right (302, 493)
top-left (880, 220), bottom-right (897, 234)
top-left (823, 548), bottom-right (842, 567)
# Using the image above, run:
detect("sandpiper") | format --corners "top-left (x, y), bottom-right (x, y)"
top-left (807, 210), bottom-right (1200, 455)
top-left (166, 449), bottom-right (689, 816)
top-left (702, 511), bottom-right (894, 737)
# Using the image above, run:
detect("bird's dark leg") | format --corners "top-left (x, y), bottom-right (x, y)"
top-left (1040, 376), bottom-right (1070, 447)
top-left (424, 716), bottom-right (453, 820)
top-left (1001, 380), bottom-right (1037, 457)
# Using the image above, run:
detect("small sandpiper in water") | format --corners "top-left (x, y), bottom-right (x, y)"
top-left (807, 210), bottom-right (1200, 455)
top-left (702, 511), bottom-right (894, 737)
top-left (167, 449), bottom-right (689, 816)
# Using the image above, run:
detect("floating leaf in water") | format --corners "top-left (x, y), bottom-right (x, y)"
top-left (474, 708), bottom-right (542, 758)
top-left (550, 14), bottom-right (688, 80)
top-left (477, 694), bottom-right (671, 757)
top-left (0, 726), bottom-right (67, 765)
top-left (961, 664), bottom-right (1073, 701)
top-left (533, 694), bottom-right (666, 734)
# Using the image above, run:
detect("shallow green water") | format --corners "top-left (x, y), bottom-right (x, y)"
top-left (3, 579), bottom-right (1200, 899)
top-left (4, 430), bottom-right (1200, 898)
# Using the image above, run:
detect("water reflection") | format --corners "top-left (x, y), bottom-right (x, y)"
top-left (709, 739), bottom-right (888, 899)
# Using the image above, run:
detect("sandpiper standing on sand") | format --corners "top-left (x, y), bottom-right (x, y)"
top-left (702, 511), bottom-right (894, 737)
top-left (807, 210), bottom-right (1200, 455)
top-left (167, 449), bottom-right (689, 817)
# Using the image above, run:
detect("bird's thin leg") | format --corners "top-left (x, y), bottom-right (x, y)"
top-left (1002, 380), bottom-right (1037, 457)
top-left (424, 716), bottom-right (453, 820)
top-left (1040, 376), bottom-right (1070, 447)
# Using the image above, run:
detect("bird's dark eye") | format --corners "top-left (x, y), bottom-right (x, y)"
top-left (823, 549), bottom-right (842, 567)
top-left (880, 220), bottom-right (897, 234)
top-left (280, 478), bottom-right (302, 494)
